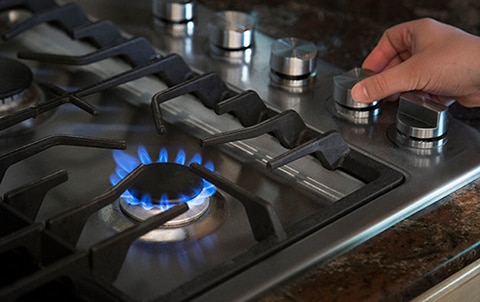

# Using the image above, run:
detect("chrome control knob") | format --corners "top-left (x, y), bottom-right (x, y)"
top-left (333, 68), bottom-right (378, 109)
top-left (152, 0), bottom-right (194, 23)
top-left (270, 37), bottom-right (317, 78)
top-left (208, 11), bottom-right (255, 50)
top-left (396, 92), bottom-right (448, 148)
top-left (333, 68), bottom-right (381, 122)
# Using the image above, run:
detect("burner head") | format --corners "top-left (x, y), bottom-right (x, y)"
top-left (129, 162), bottom-right (203, 202)
top-left (0, 57), bottom-right (48, 133)
top-left (112, 148), bottom-right (217, 226)
top-left (0, 57), bottom-right (33, 102)
top-left (119, 162), bottom-right (214, 225)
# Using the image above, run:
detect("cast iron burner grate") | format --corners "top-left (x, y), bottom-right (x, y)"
top-left (0, 163), bottom-right (189, 301)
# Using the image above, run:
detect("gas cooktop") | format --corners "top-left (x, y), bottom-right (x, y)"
top-left (0, 1), bottom-right (479, 301)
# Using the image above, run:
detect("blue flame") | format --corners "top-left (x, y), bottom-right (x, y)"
top-left (110, 147), bottom-right (216, 211)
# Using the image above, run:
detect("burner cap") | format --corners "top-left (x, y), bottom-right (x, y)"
top-left (130, 162), bottom-right (203, 202)
top-left (0, 57), bottom-right (33, 100)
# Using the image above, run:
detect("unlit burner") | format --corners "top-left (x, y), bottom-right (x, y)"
top-left (120, 162), bottom-right (211, 226)
top-left (0, 57), bottom-right (41, 114)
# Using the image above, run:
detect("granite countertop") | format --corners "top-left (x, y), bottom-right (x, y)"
top-left (198, 1), bottom-right (480, 300)
top-left (259, 179), bottom-right (480, 301)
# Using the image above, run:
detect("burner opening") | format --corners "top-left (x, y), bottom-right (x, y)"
top-left (129, 162), bottom-right (203, 202)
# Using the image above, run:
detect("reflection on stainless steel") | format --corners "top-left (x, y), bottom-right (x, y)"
top-left (1, 11), bottom-right (20, 26)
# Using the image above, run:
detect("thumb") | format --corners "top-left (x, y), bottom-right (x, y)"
top-left (351, 63), bottom-right (414, 103)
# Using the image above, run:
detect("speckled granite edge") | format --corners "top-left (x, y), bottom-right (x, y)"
top-left (257, 178), bottom-right (480, 302)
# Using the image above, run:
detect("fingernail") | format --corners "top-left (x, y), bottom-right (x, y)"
top-left (351, 84), bottom-right (369, 102)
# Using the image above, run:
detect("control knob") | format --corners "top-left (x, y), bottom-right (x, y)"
top-left (333, 68), bottom-right (381, 122)
top-left (270, 37), bottom-right (317, 77)
top-left (208, 11), bottom-right (255, 51)
top-left (270, 37), bottom-right (317, 87)
top-left (152, 0), bottom-right (194, 23)
top-left (395, 92), bottom-right (448, 149)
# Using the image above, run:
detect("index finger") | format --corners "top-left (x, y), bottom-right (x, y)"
top-left (362, 21), bottom-right (415, 72)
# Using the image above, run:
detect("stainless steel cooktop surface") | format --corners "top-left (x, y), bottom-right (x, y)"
top-left (0, 1), bottom-right (478, 301)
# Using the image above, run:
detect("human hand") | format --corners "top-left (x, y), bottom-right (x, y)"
top-left (351, 18), bottom-right (480, 107)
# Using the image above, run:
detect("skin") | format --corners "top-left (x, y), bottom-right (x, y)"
top-left (351, 18), bottom-right (480, 108)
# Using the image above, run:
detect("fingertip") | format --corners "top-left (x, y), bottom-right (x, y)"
top-left (351, 82), bottom-right (370, 103)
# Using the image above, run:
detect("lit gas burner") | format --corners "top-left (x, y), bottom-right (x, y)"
top-left (110, 146), bottom-right (216, 226)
